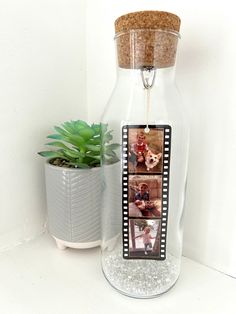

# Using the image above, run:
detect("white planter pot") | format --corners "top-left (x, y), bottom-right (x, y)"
top-left (45, 161), bottom-right (102, 249)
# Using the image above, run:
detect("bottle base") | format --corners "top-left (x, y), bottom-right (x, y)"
top-left (101, 246), bottom-right (180, 298)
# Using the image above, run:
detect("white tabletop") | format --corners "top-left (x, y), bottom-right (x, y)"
top-left (0, 233), bottom-right (235, 314)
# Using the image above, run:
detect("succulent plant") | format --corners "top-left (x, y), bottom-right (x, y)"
top-left (38, 120), bottom-right (120, 168)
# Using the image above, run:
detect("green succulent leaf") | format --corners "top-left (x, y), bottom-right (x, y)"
top-left (67, 134), bottom-right (85, 146)
top-left (63, 149), bottom-right (85, 159)
top-left (74, 120), bottom-right (89, 131)
top-left (54, 126), bottom-right (69, 137)
top-left (38, 151), bottom-right (64, 158)
top-left (47, 134), bottom-right (65, 140)
top-left (102, 130), bottom-right (113, 143)
top-left (101, 123), bottom-right (108, 134)
top-left (91, 123), bottom-right (101, 134)
top-left (104, 155), bottom-right (120, 164)
top-left (86, 150), bottom-right (101, 156)
top-left (78, 127), bottom-right (95, 140)
top-left (105, 150), bottom-right (117, 157)
top-left (85, 154), bottom-right (101, 160)
top-left (45, 141), bottom-right (70, 150)
top-left (87, 138), bottom-right (101, 145)
top-left (85, 144), bottom-right (101, 152)
top-left (89, 159), bottom-right (100, 166)
top-left (105, 143), bottom-right (120, 151)
top-left (62, 122), bottom-right (75, 133)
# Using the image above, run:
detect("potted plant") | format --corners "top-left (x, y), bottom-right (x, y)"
top-left (38, 120), bottom-right (119, 249)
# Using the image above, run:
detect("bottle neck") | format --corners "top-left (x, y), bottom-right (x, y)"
top-left (116, 66), bottom-right (176, 89)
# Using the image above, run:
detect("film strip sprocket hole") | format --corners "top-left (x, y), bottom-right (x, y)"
top-left (122, 125), bottom-right (171, 260)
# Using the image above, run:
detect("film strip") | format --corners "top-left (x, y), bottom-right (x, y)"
top-left (122, 127), bottom-right (129, 257)
top-left (122, 125), bottom-right (171, 260)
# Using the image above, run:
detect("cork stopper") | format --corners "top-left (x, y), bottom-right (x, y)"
top-left (114, 11), bottom-right (181, 69)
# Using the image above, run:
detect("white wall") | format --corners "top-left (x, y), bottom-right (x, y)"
top-left (177, 4), bottom-right (236, 277)
top-left (86, 0), bottom-right (236, 277)
top-left (0, 0), bottom-right (87, 250)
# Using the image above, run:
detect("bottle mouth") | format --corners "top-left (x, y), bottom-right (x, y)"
top-left (114, 28), bottom-right (181, 40)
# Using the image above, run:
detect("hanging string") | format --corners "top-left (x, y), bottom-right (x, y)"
top-left (140, 67), bottom-right (156, 133)
top-left (145, 88), bottom-right (151, 133)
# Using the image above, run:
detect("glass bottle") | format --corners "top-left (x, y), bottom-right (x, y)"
top-left (100, 11), bottom-right (189, 298)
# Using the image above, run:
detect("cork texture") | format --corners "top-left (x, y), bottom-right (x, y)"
top-left (114, 11), bottom-right (181, 69)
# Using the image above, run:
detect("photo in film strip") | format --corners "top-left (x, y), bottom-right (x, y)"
top-left (122, 125), bottom-right (171, 260)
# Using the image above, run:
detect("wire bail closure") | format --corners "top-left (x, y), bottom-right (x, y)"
top-left (140, 66), bottom-right (156, 89)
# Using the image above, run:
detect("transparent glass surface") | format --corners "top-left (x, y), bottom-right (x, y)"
top-left (101, 30), bottom-right (189, 298)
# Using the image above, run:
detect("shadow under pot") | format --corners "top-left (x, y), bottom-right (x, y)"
top-left (44, 160), bottom-right (102, 249)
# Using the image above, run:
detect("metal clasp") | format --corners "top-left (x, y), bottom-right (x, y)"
top-left (140, 66), bottom-right (156, 89)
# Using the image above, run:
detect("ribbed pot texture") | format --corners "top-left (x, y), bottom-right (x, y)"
top-left (45, 162), bottom-right (102, 246)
